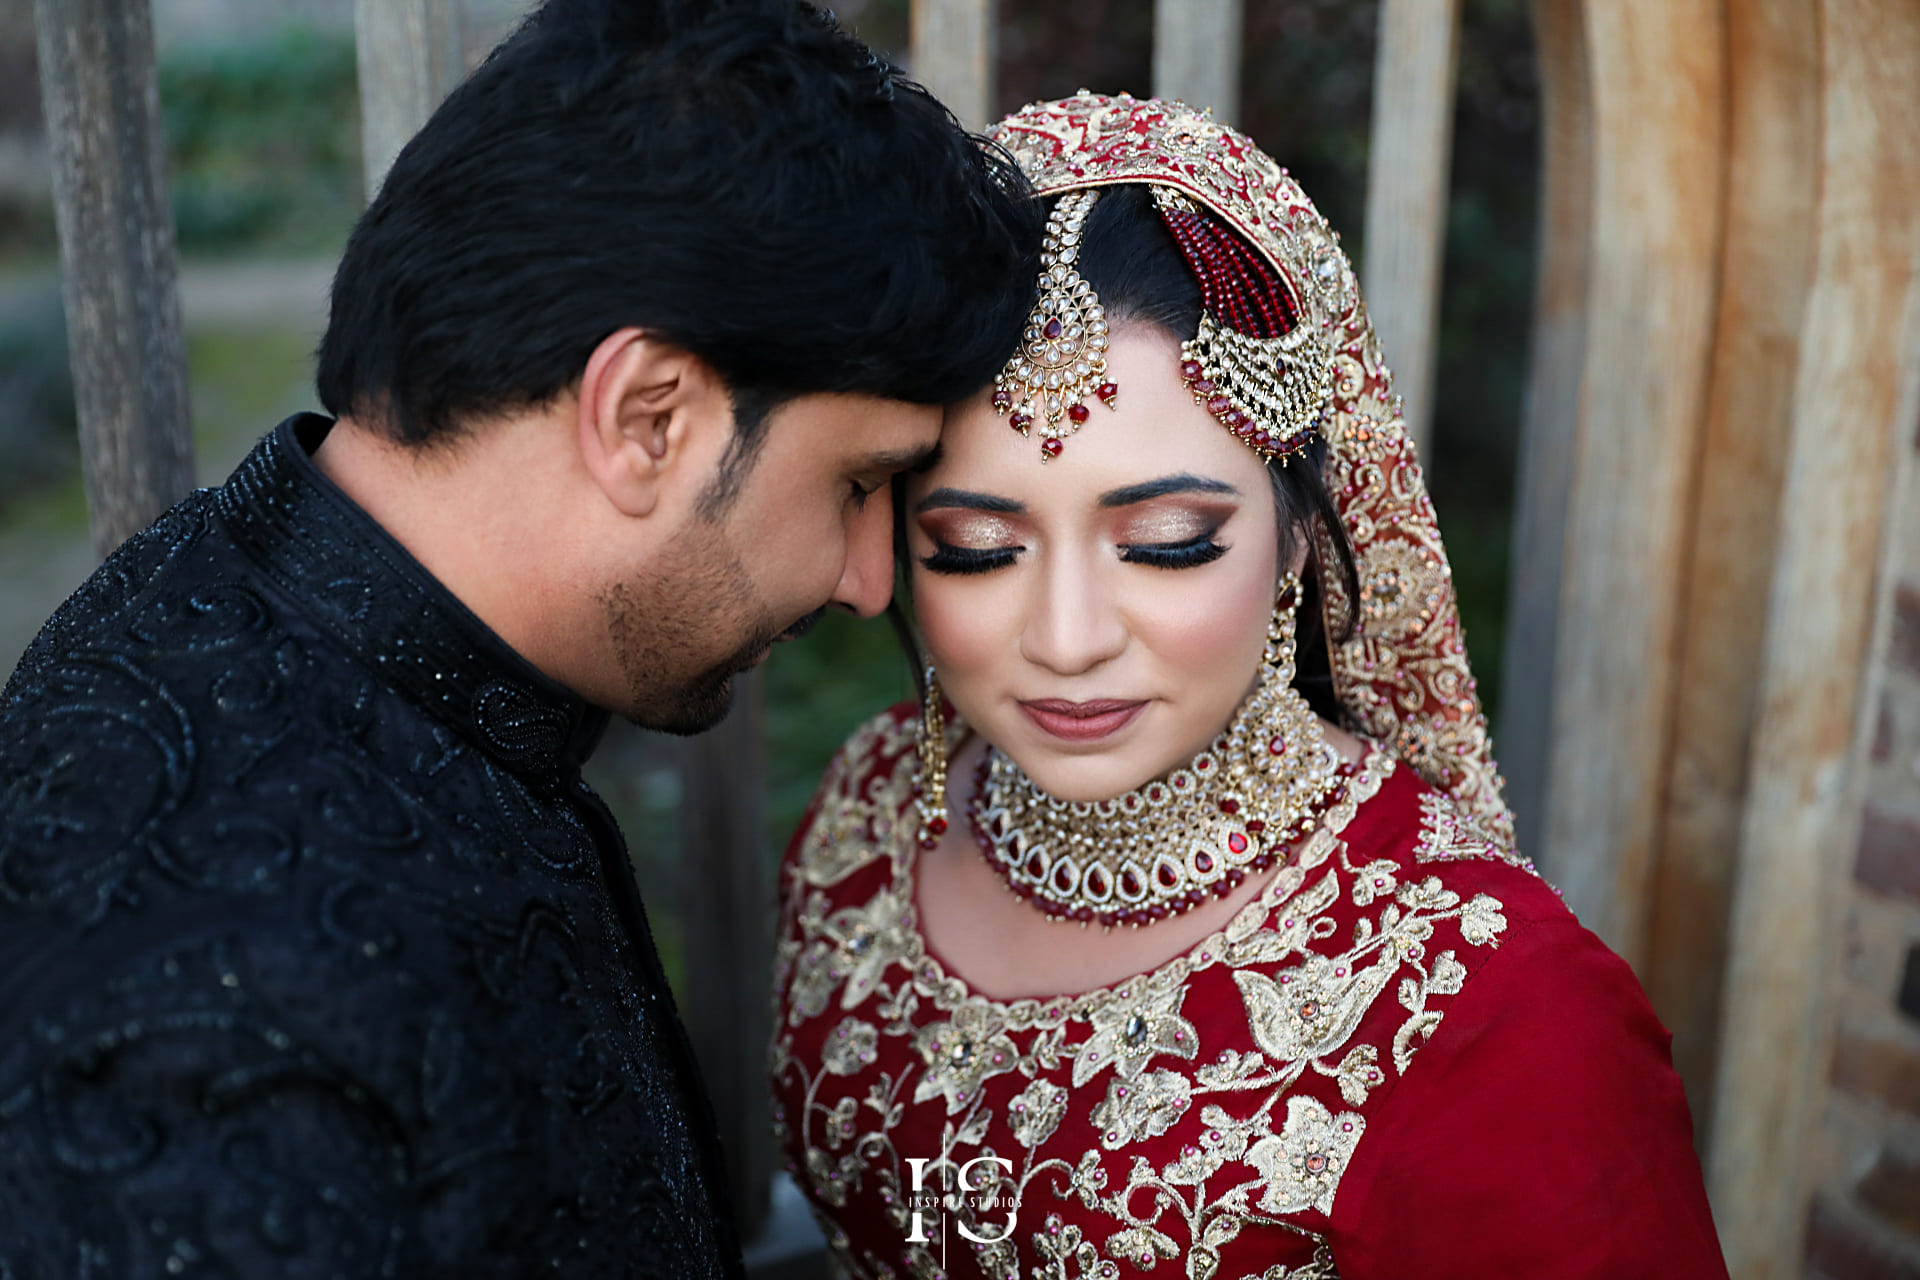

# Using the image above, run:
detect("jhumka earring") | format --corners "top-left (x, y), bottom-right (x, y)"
top-left (991, 188), bottom-right (1121, 461)
top-left (915, 664), bottom-right (950, 849)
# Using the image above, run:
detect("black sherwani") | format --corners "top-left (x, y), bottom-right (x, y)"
top-left (0, 415), bottom-right (743, 1277)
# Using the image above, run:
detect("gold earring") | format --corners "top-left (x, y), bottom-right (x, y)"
top-left (916, 665), bottom-right (949, 848)
top-left (1269, 571), bottom-right (1303, 683)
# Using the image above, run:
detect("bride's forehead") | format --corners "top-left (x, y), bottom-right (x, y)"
top-left (926, 346), bottom-right (1260, 496)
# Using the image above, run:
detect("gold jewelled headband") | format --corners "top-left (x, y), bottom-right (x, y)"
top-left (992, 188), bottom-right (1119, 461)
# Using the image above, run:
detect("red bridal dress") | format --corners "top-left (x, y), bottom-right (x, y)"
top-left (769, 706), bottom-right (1730, 1279)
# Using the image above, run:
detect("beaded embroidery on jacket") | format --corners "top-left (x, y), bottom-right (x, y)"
top-left (770, 709), bottom-right (1528, 1280)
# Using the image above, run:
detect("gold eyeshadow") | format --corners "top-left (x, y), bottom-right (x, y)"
top-left (918, 512), bottom-right (1023, 551)
top-left (1115, 502), bottom-right (1233, 545)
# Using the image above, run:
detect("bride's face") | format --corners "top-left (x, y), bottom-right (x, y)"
top-left (908, 323), bottom-right (1284, 802)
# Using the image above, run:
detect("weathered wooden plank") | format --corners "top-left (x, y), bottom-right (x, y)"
top-left (1360, 0), bottom-right (1461, 461)
top-left (1497, 0), bottom-right (1592, 862)
top-left (1642, 0), bottom-right (1821, 1149)
top-left (680, 672), bottom-right (774, 1240)
top-left (354, 0), bottom-right (465, 199)
top-left (1535, 1), bottom-right (1725, 964)
top-left (1707, 1), bottom-right (1920, 1270)
top-left (1152, 0), bottom-right (1243, 123)
top-left (34, 0), bottom-right (193, 558)
top-left (909, 0), bottom-right (994, 130)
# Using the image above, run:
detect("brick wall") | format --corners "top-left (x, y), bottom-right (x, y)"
top-left (1808, 420), bottom-right (1920, 1279)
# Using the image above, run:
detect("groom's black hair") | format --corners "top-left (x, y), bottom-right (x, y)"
top-left (317, 0), bottom-right (1040, 486)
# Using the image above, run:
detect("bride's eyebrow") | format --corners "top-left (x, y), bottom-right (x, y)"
top-left (1098, 474), bottom-right (1240, 508)
top-left (913, 488), bottom-right (1025, 515)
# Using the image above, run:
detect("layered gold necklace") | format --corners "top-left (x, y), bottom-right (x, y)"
top-left (967, 583), bottom-right (1355, 929)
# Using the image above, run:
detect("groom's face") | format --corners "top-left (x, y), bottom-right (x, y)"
top-left (604, 391), bottom-right (941, 734)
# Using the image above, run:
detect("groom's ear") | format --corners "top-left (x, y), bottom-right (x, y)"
top-left (575, 327), bottom-right (732, 519)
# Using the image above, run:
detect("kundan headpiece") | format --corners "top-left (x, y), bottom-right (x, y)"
top-left (980, 92), bottom-right (1514, 843)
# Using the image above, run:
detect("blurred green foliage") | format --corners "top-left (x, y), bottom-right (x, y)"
top-left (158, 27), bottom-right (362, 254)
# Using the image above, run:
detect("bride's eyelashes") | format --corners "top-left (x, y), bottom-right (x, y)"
top-left (918, 529), bottom-right (1230, 576)
top-left (1119, 532), bottom-right (1229, 569)
top-left (921, 543), bottom-right (1023, 575)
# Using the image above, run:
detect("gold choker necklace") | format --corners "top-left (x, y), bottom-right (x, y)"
top-left (967, 583), bottom-right (1353, 929)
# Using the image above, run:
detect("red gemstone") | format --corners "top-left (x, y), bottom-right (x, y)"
top-left (1194, 851), bottom-right (1215, 874)
top-left (1120, 869), bottom-right (1145, 897)
top-left (1010, 411), bottom-right (1032, 431)
top-left (1052, 863), bottom-right (1076, 893)
top-left (1024, 850), bottom-right (1046, 877)
top-left (1246, 819), bottom-right (1266, 833)
top-left (1155, 861), bottom-right (1180, 888)
top-left (1086, 866), bottom-right (1110, 896)
top-left (1043, 317), bottom-right (1064, 339)
top-left (1228, 832), bottom-right (1248, 854)
top-left (1067, 403), bottom-right (1090, 423)
top-left (1041, 438), bottom-right (1064, 459)
top-left (1268, 735), bottom-right (1286, 755)
top-left (1207, 395), bottom-right (1231, 415)
top-left (1180, 360), bottom-right (1203, 380)
top-left (1193, 378), bottom-right (1216, 395)
top-left (1095, 382), bottom-right (1119, 404)
top-left (927, 816), bottom-right (949, 836)
top-left (992, 388), bottom-right (1012, 408)
top-left (1218, 798), bottom-right (1238, 814)
top-left (1224, 409), bottom-right (1245, 426)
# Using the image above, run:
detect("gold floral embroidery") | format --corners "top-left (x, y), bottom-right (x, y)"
top-left (1413, 790), bottom-right (1535, 874)
top-left (1245, 1096), bottom-right (1365, 1215)
top-left (772, 712), bottom-right (1517, 1280)
top-left (1009, 1077), bottom-right (1069, 1149)
top-left (1091, 1068), bottom-right (1192, 1149)
top-left (1073, 979), bottom-right (1199, 1087)
top-left (913, 1000), bottom-right (1021, 1113)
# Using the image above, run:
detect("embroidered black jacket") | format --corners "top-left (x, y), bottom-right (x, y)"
top-left (0, 415), bottom-right (742, 1278)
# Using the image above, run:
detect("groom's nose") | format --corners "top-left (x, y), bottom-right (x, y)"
top-left (829, 484), bottom-right (896, 617)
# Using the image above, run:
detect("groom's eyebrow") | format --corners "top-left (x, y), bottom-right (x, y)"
top-left (914, 487), bottom-right (1024, 514)
top-left (865, 443), bottom-right (942, 475)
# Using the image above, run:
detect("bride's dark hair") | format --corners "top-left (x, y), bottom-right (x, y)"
top-left (894, 184), bottom-right (1361, 727)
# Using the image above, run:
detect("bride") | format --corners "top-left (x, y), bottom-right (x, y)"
top-left (769, 93), bottom-right (1728, 1279)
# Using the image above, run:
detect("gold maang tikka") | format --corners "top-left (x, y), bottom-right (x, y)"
top-left (967, 573), bottom-right (1353, 929)
top-left (991, 188), bottom-right (1120, 461)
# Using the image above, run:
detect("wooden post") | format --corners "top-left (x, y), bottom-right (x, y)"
top-left (1531, 2), bottom-right (1726, 964)
top-left (1151, 0), bottom-right (1243, 123)
top-left (1641, 0), bottom-right (1821, 1146)
top-left (1498, 0), bottom-right (1592, 864)
top-left (680, 671), bottom-right (774, 1240)
top-left (34, 0), bottom-right (192, 559)
top-left (1360, 0), bottom-right (1461, 461)
top-left (1707, 1), bottom-right (1920, 1270)
top-left (354, 0), bottom-right (465, 199)
top-left (909, 0), bottom-right (994, 130)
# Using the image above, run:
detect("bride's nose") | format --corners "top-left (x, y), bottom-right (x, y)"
top-left (1018, 555), bottom-right (1127, 675)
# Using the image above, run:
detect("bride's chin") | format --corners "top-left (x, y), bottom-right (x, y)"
top-left (1003, 745), bottom-right (1171, 805)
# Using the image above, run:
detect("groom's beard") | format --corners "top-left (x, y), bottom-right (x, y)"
top-left (601, 533), bottom-right (817, 737)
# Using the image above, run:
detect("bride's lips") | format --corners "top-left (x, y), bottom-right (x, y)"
top-left (1018, 698), bottom-right (1147, 742)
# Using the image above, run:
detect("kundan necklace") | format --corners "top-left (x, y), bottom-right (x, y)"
top-left (967, 577), bottom-right (1355, 929)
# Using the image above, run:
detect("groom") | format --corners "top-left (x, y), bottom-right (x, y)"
top-left (0, 0), bottom-right (1034, 1274)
